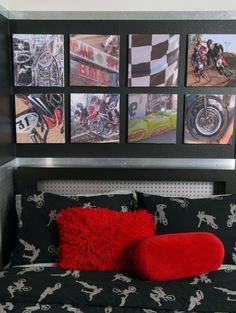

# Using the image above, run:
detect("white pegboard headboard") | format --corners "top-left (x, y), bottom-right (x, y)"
top-left (38, 180), bottom-right (214, 198)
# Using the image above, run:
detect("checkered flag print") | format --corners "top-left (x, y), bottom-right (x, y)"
top-left (128, 34), bottom-right (180, 87)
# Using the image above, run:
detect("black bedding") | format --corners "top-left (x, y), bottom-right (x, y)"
top-left (1, 265), bottom-right (236, 313)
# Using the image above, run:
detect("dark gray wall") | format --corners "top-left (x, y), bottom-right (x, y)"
top-left (0, 13), bottom-right (14, 165)
top-left (11, 19), bottom-right (236, 159)
top-left (0, 13), bottom-right (15, 268)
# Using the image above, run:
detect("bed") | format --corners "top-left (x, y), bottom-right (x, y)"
top-left (1, 166), bottom-right (236, 313)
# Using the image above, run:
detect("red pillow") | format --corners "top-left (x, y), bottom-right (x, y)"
top-left (134, 232), bottom-right (224, 281)
top-left (56, 207), bottom-right (155, 271)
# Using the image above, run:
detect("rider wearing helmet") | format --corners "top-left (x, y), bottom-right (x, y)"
top-left (191, 47), bottom-right (204, 72)
top-left (206, 39), bottom-right (225, 74)
top-left (74, 103), bottom-right (88, 126)
top-left (195, 36), bottom-right (207, 62)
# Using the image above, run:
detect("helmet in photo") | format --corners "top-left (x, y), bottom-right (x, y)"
top-left (207, 39), bottom-right (213, 47)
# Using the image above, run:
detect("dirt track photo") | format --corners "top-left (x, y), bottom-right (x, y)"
top-left (187, 34), bottom-right (236, 87)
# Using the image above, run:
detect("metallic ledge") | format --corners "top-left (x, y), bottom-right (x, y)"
top-left (0, 159), bottom-right (16, 170)
top-left (0, 4), bottom-right (8, 19)
top-left (8, 10), bottom-right (236, 20)
top-left (15, 158), bottom-right (235, 170)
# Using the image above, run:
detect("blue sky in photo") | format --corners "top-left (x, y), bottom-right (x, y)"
top-left (201, 34), bottom-right (236, 52)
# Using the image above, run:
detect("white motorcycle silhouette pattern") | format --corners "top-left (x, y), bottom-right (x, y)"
top-left (23, 303), bottom-right (51, 313)
top-left (104, 306), bottom-right (113, 313)
top-left (113, 286), bottom-right (137, 307)
top-left (170, 198), bottom-right (189, 208)
top-left (188, 290), bottom-right (204, 311)
top-left (121, 205), bottom-right (129, 212)
top-left (76, 281), bottom-right (103, 302)
top-left (112, 273), bottom-right (132, 283)
top-left (150, 287), bottom-right (175, 306)
top-left (190, 274), bottom-right (211, 285)
top-left (0, 271), bottom-right (7, 278)
top-left (197, 211), bottom-right (218, 229)
top-left (62, 304), bottom-right (84, 313)
top-left (8, 279), bottom-right (32, 298)
top-left (38, 282), bottom-right (62, 302)
top-left (227, 203), bottom-right (236, 227)
top-left (27, 192), bottom-right (45, 208)
top-left (48, 245), bottom-right (58, 256)
top-left (51, 270), bottom-right (80, 278)
top-left (19, 239), bottom-right (40, 263)
top-left (214, 287), bottom-right (236, 301)
top-left (232, 243), bottom-right (236, 265)
top-left (17, 266), bottom-right (44, 276)
top-left (47, 210), bottom-right (61, 227)
top-left (0, 303), bottom-right (14, 313)
top-left (154, 204), bottom-right (168, 226)
top-left (82, 202), bottom-right (96, 208)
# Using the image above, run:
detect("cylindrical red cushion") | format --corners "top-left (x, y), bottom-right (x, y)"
top-left (134, 232), bottom-right (224, 281)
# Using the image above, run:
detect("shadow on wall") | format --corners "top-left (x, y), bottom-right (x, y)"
top-left (0, 13), bottom-right (14, 165)
top-left (0, 164), bottom-right (17, 268)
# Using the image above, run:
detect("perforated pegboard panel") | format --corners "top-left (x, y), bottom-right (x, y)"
top-left (38, 180), bottom-right (214, 198)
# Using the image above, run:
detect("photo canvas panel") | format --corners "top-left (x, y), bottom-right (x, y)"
top-left (13, 34), bottom-right (64, 87)
top-left (70, 35), bottom-right (120, 86)
top-left (184, 94), bottom-right (235, 144)
top-left (71, 93), bottom-right (120, 143)
top-left (128, 94), bottom-right (178, 143)
top-left (128, 34), bottom-right (180, 87)
top-left (187, 34), bottom-right (236, 87)
top-left (15, 94), bottom-right (65, 143)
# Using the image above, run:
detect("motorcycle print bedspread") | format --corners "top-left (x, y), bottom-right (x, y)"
top-left (1, 265), bottom-right (236, 313)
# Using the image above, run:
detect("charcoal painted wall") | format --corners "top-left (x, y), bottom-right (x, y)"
top-left (0, 13), bottom-right (15, 268)
top-left (0, 13), bottom-right (14, 165)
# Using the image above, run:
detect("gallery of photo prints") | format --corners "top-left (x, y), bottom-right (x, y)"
top-left (10, 19), bottom-right (236, 159)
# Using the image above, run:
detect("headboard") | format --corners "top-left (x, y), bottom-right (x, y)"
top-left (0, 165), bottom-right (233, 267)
top-left (14, 167), bottom-right (236, 195)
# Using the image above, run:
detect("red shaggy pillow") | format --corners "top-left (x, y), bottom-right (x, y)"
top-left (56, 207), bottom-right (155, 271)
top-left (134, 232), bottom-right (224, 281)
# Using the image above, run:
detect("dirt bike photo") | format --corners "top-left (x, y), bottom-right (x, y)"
top-left (15, 93), bottom-right (65, 144)
top-left (187, 34), bottom-right (236, 87)
top-left (185, 94), bottom-right (235, 144)
top-left (212, 50), bottom-right (234, 80)
top-left (71, 93), bottom-right (120, 143)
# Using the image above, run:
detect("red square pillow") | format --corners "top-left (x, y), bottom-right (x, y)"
top-left (56, 207), bottom-right (155, 271)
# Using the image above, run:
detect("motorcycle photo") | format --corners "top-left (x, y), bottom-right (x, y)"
top-left (15, 94), bottom-right (65, 144)
top-left (13, 34), bottom-right (64, 87)
top-left (71, 93), bottom-right (120, 143)
top-left (185, 94), bottom-right (235, 144)
top-left (187, 34), bottom-right (236, 87)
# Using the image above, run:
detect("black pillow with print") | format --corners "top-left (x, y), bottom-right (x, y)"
top-left (137, 192), bottom-right (236, 264)
top-left (12, 191), bottom-right (134, 266)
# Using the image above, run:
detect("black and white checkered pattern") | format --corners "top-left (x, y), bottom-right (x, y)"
top-left (128, 34), bottom-right (180, 87)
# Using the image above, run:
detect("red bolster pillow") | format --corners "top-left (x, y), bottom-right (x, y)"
top-left (134, 232), bottom-right (224, 281)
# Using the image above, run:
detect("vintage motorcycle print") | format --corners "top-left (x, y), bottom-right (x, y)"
top-left (71, 93), bottom-right (120, 143)
top-left (13, 34), bottom-right (64, 87)
top-left (185, 94), bottom-right (235, 144)
top-left (15, 93), bottom-right (65, 144)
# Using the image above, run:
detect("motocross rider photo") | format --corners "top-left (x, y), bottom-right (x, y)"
top-left (70, 93), bottom-right (120, 143)
top-left (187, 34), bottom-right (236, 86)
